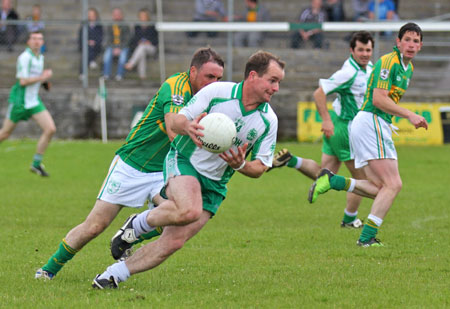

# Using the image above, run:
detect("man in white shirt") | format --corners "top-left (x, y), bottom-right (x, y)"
top-left (93, 50), bottom-right (285, 289)
top-left (0, 31), bottom-right (55, 176)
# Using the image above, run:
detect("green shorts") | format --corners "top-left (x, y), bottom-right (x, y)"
top-left (7, 99), bottom-right (46, 123)
top-left (322, 114), bottom-right (352, 162)
top-left (161, 148), bottom-right (226, 215)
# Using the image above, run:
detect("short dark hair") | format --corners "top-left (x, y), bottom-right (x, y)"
top-left (350, 31), bottom-right (374, 49)
top-left (244, 50), bottom-right (285, 79)
top-left (398, 22), bottom-right (423, 41)
top-left (28, 30), bottom-right (43, 39)
top-left (190, 47), bottom-right (224, 69)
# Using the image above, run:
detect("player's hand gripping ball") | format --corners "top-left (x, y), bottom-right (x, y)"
top-left (197, 113), bottom-right (237, 153)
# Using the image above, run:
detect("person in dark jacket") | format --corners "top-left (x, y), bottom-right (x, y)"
top-left (0, 0), bottom-right (19, 52)
top-left (78, 7), bottom-right (103, 73)
top-left (125, 8), bottom-right (158, 80)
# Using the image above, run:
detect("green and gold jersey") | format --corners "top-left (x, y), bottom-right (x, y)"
top-left (116, 71), bottom-right (192, 172)
top-left (361, 46), bottom-right (414, 123)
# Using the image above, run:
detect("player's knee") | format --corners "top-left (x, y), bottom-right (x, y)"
top-left (45, 125), bottom-right (56, 136)
top-left (84, 220), bottom-right (108, 239)
top-left (165, 238), bottom-right (186, 254)
top-left (175, 206), bottom-right (202, 225)
top-left (392, 179), bottom-right (403, 194)
top-left (385, 179), bottom-right (402, 195)
top-left (0, 130), bottom-right (11, 140)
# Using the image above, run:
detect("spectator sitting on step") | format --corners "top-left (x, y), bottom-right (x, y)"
top-left (102, 7), bottom-right (130, 82)
top-left (291, 0), bottom-right (326, 49)
top-left (324, 0), bottom-right (345, 21)
top-left (234, 0), bottom-right (270, 47)
top-left (0, 0), bottom-right (19, 52)
top-left (78, 7), bottom-right (103, 74)
top-left (125, 8), bottom-right (158, 80)
top-left (187, 0), bottom-right (226, 38)
top-left (352, 0), bottom-right (370, 21)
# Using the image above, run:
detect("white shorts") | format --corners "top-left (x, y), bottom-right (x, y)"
top-left (97, 155), bottom-right (164, 208)
top-left (350, 111), bottom-right (397, 169)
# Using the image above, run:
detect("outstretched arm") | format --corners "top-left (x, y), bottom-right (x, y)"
top-left (314, 86), bottom-right (334, 138)
top-left (373, 88), bottom-right (428, 129)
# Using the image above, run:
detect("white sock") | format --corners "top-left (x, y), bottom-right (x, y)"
top-left (367, 214), bottom-right (383, 227)
top-left (347, 178), bottom-right (356, 192)
top-left (132, 209), bottom-right (155, 238)
top-left (294, 157), bottom-right (303, 169)
top-left (98, 261), bottom-right (130, 283)
top-left (344, 209), bottom-right (358, 217)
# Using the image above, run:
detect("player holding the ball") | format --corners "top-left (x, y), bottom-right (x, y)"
top-left (35, 47), bottom-right (224, 281)
top-left (92, 50), bottom-right (285, 289)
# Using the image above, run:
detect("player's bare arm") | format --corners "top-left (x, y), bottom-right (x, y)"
top-left (164, 113), bottom-right (180, 141)
top-left (313, 86), bottom-right (334, 138)
top-left (237, 159), bottom-right (268, 178)
top-left (373, 88), bottom-right (428, 129)
top-left (20, 69), bottom-right (53, 86)
top-left (171, 113), bottom-right (206, 147)
top-left (219, 143), bottom-right (267, 178)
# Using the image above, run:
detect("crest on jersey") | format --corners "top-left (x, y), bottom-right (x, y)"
top-left (380, 69), bottom-right (389, 80)
top-left (247, 128), bottom-right (257, 141)
top-left (172, 94), bottom-right (184, 105)
top-left (235, 118), bottom-right (245, 133)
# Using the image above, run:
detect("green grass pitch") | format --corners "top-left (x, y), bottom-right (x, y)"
top-left (0, 140), bottom-right (449, 308)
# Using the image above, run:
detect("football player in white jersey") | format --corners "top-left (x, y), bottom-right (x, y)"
top-left (0, 31), bottom-right (55, 176)
top-left (92, 51), bottom-right (285, 289)
top-left (270, 31), bottom-right (374, 229)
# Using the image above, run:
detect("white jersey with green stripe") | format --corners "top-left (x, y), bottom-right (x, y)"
top-left (10, 47), bottom-right (44, 109)
top-left (172, 81), bottom-right (278, 182)
top-left (319, 55), bottom-right (373, 121)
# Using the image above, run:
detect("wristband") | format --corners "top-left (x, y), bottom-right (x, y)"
top-left (233, 160), bottom-right (246, 171)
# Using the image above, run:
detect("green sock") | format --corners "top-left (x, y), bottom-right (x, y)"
top-left (32, 154), bottom-right (43, 168)
top-left (42, 239), bottom-right (78, 275)
top-left (330, 175), bottom-right (351, 191)
top-left (342, 213), bottom-right (357, 224)
top-left (133, 227), bottom-right (163, 245)
top-left (286, 156), bottom-right (298, 168)
top-left (359, 220), bottom-right (379, 242)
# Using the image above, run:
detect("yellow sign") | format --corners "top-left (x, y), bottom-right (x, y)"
top-left (297, 102), bottom-right (450, 145)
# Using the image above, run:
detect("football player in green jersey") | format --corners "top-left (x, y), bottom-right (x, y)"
top-left (0, 31), bottom-right (55, 177)
top-left (308, 23), bottom-right (428, 247)
top-left (35, 47), bottom-right (224, 280)
top-left (270, 31), bottom-right (375, 229)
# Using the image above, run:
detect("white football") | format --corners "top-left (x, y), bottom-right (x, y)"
top-left (197, 113), bottom-right (237, 153)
